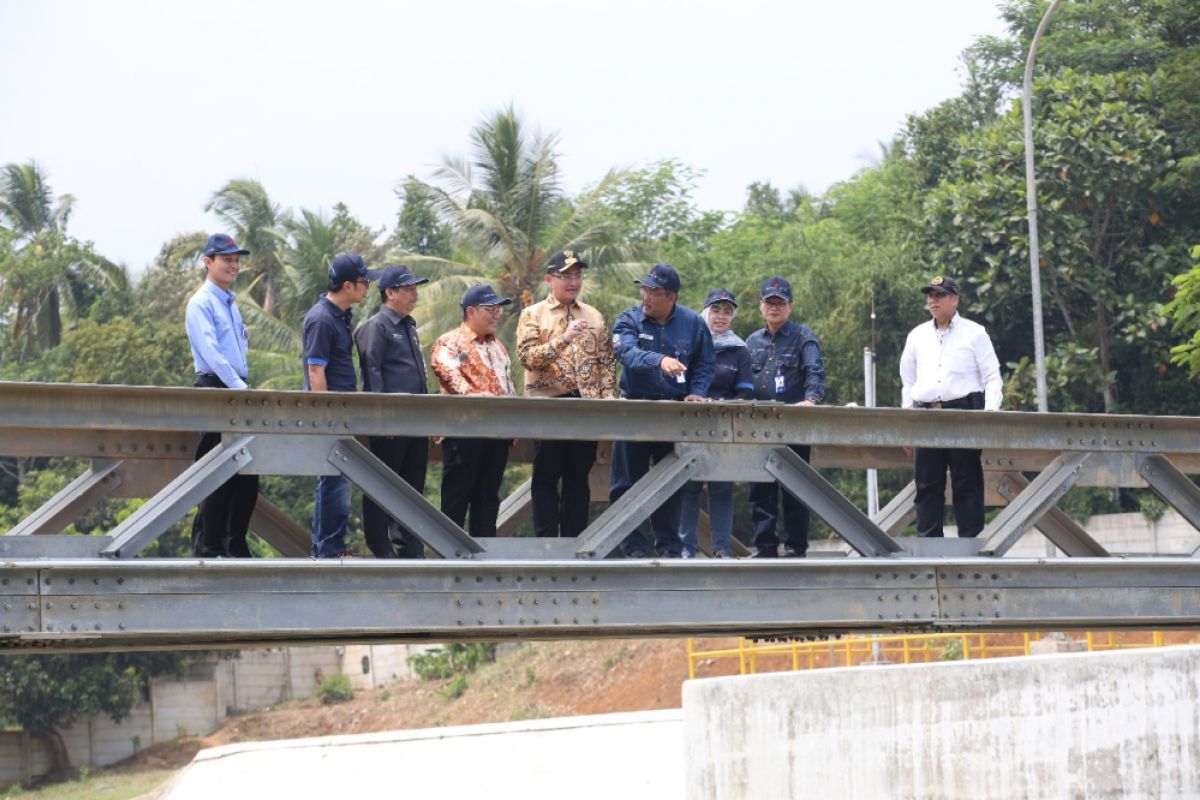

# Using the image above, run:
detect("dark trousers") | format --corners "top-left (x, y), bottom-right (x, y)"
top-left (748, 444), bottom-right (812, 555)
top-left (441, 438), bottom-right (510, 538)
top-left (531, 438), bottom-right (597, 537)
top-left (609, 440), bottom-right (683, 556)
top-left (363, 435), bottom-right (429, 558)
top-left (914, 446), bottom-right (984, 537)
top-left (191, 374), bottom-right (258, 558)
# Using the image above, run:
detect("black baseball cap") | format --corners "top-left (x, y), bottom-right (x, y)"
top-left (635, 263), bottom-right (681, 294)
top-left (204, 233), bottom-right (250, 258)
top-left (461, 284), bottom-right (513, 308)
top-left (378, 265), bottom-right (430, 296)
top-left (761, 277), bottom-right (793, 302)
top-left (329, 253), bottom-right (382, 286)
top-left (704, 288), bottom-right (738, 309)
top-left (546, 250), bottom-right (588, 273)
top-left (921, 275), bottom-right (960, 296)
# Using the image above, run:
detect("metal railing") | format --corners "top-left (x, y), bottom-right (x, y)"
top-left (685, 631), bottom-right (1174, 679)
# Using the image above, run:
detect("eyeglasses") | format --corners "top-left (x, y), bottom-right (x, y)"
top-left (552, 272), bottom-right (585, 283)
top-left (477, 305), bottom-right (504, 316)
top-left (354, 278), bottom-right (371, 287)
top-left (761, 298), bottom-right (790, 309)
top-left (639, 286), bottom-right (670, 299)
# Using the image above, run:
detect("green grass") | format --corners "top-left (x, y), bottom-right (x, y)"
top-left (1, 769), bottom-right (174, 800)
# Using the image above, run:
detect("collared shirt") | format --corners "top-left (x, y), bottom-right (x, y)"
top-left (355, 307), bottom-right (428, 395)
top-left (612, 304), bottom-right (715, 400)
top-left (746, 320), bottom-right (826, 403)
top-left (302, 296), bottom-right (357, 392)
top-left (516, 295), bottom-right (617, 398)
top-left (185, 279), bottom-right (249, 389)
top-left (431, 323), bottom-right (515, 397)
top-left (900, 312), bottom-right (1002, 410)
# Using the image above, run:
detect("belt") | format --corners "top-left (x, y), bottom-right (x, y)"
top-left (915, 393), bottom-right (981, 410)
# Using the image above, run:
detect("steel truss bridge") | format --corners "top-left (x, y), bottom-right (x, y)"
top-left (1, 381), bottom-right (1198, 653)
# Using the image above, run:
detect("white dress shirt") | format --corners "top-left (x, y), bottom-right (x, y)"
top-left (900, 313), bottom-right (1002, 410)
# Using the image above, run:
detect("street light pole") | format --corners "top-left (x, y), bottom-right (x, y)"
top-left (1023, 0), bottom-right (1064, 414)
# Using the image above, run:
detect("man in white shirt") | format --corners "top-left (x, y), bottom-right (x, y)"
top-left (899, 275), bottom-right (1002, 538)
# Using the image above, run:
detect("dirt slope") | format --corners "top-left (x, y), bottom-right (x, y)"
top-left (118, 637), bottom-right (740, 773)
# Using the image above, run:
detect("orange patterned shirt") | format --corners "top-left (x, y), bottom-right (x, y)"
top-left (431, 323), bottom-right (516, 397)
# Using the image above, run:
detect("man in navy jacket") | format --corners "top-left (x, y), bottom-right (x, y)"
top-left (610, 264), bottom-right (715, 558)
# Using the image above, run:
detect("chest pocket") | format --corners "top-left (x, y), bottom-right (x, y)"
top-left (671, 337), bottom-right (693, 362)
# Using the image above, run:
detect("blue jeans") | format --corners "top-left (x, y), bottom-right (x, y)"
top-left (680, 480), bottom-right (735, 556)
top-left (312, 474), bottom-right (353, 558)
top-left (609, 440), bottom-right (683, 556)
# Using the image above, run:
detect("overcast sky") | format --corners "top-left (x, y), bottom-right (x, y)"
top-left (0, 0), bottom-right (1006, 273)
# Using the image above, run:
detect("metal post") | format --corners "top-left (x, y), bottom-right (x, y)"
top-left (864, 347), bottom-right (879, 517)
top-left (1024, 0), bottom-right (1064, 413)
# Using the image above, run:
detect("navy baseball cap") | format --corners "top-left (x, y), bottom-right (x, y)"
top-left (704, 288), bottom-right (738, 309)
top-left (546, 250), bottom-right (588, 273)
top-left (204, 233), bottom-right (250, 258)
top-left (920, 275), bottom-right (960, 296)
top-left (378, 265), bottom-right (430, 296)
top-left (461, 284), bottom-right (513, 308)
top-left (761, 277), bottom-right (793, 302)
top-left (634, 263), bottom-right (681, 294)
top-left (329, 253), bottom-right (382, 286)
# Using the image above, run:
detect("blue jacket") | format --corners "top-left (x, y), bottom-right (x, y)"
top-left (745, 320), bottom-right (826, 403)
top-left (709, 341), bottom-right (754, 401)
top-left (613, 304), bottom-right (715, 400)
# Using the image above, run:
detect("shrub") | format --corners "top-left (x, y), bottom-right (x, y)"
top-left (317, 674), bottom-right (354, 704)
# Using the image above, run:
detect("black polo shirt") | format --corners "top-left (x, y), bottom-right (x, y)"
top-left (355, 307), bottom-right (428, 395)
top-left (302, 296), bottom-right (357, 392)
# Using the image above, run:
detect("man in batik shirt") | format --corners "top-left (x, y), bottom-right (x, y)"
top-left (431, 284), bottom-right (517, 538)
top-left (516, 250), bottom-right (617, 537)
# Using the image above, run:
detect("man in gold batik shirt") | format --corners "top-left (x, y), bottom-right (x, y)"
top-left (516, 250), bottom-right (617, 537)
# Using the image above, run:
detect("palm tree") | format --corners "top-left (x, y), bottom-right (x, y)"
top-left (0, 162), bottom-right (119, 353)
top-left (403, 107), bottom-right (643, 353)
top-left (205, 179), bottom-right (289, 316)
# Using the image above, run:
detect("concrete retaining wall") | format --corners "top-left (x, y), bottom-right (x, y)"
top-left (684, 645), bottom-right (1200, 799)
top-left (0, 643), bottom-right (430, 788)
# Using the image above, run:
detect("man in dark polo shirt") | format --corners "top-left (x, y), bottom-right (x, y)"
top-left (745, 277), bottom-right (826, 558)
top-left (302, 252), bottom-right (379, 558)
top-left (354, 265), bottom-right (430, 559)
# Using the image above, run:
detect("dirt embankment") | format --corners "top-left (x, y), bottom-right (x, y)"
top-left (116, 637), bottom-right (741, 773)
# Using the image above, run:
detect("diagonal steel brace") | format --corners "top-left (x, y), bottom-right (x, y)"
top-left (1136, 454), bottom-right (1200, 557)
top-left (6, 459), bottom-right (123, 537)
top-left (980, 452), bottom-right (1090, 556)
top-left (764, 446), bottom-right (902, 557)
top-left (574, 448), bottom-right (702, 559)
top-left (329, 437), bottom-right (483, 559)
top-left (102, 436), bottom-right (256, 559)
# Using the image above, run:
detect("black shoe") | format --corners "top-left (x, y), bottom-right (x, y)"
top-left (750, 548), bottom-right (779, 559)
top-left (625, 550), bottom-right (650, 559)
top-left (657, 550), bottom-right (682, 559)
top-left (780, 546), bottom-right (806, 558)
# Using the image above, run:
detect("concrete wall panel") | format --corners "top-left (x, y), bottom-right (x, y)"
top-left (684, 645), bottom-right (1200, 799)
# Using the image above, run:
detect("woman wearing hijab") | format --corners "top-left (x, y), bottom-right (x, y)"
top-left (680, 288), bottom-right (754, 557)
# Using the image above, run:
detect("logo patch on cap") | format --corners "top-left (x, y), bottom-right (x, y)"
top-left (931, 276), bottom-right (944, 286)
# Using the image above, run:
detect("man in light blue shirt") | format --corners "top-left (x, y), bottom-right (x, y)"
top-left (184, 233), bottom-right (259, 557)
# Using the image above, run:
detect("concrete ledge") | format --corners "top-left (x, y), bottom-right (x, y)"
top-left (164, 710), bottom-right (683, 799)
top-left (683, 645), bottom-right (1200, 799)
